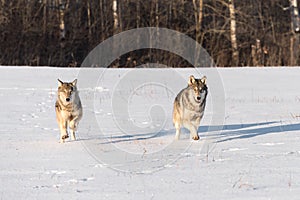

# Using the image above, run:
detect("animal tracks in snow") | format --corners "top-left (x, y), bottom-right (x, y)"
top-left (33, 170), bottom-right (95, 190)
top-left (222, 148), bottom-right (248, 152)
top-left (255, 142), bottom-right (284, 146)
top-left (45, 170), bottom-right (67, 176)
top-left (65, 177), bottom-right (95, 184)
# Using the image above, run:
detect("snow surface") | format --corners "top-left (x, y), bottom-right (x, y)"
top-left (0, 66), bottom-right (300, 199)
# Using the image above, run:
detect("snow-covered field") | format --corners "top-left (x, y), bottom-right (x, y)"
top-left (0, 66), bottom-right (300, 199)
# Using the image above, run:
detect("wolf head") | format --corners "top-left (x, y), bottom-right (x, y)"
top-left (57, 79), bottom-right (78, 104)
top-left (188, 75), bottom-right (207, 103)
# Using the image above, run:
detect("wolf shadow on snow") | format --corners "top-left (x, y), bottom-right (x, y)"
top-left (95, 121), bottom-right (300, 144)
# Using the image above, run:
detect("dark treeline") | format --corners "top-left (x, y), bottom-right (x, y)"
top-left (0, 0), bottom-right (299, 67)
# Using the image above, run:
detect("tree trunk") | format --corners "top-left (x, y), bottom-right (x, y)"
top-left (290, 0), bottom-right (299, 66)
top-left (136, 0), bottom-right (140, 28)
top-left (228, 0), bottom-right (239, 66)
top-left (58, 0), bottom-right (65, 42)
top-left (113, 0), bottom-right (118, 32)
top-left (136, 0), bottom-right (140, 65)
top-left (57, 0), bottom-right (66, 66)
top-left (251, 39), bottom-right (263, 66)
top-left (192, 0), bottom-right (203, 67)
top-left (192, 0), bottom-right (203, 43)
top-left (112, 0), bottom-right (119, 67)
top-left (291, 0), bottom-right (300, 32)
top-left (99, 0), bottom-right (104, 40)
top-left (155, 0), bottom-right (159, 28)
top-left (43, 0), bottom-right (48, 35)
top-left (168, 1), bottom-right (172, 27)
top-left (87, 0), bottom-right (92, 42)
top-left (118, 0), bottom-right (122, 31)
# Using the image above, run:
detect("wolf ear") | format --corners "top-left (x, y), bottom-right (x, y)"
top-left (189, 75), bottom-right (196, 86)
top-left (201, 76), bottom-right (207, 84)
top-left (58, 79), bottom-right (63, 87)
top-left (72, 79), bottom-right (77, 86)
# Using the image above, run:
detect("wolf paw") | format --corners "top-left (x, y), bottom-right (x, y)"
top-left (62, 135), bottom-right (69, 140)
top-left (192, 135), bottom-right (199, 140)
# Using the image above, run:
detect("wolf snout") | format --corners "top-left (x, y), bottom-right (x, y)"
top-left (196, 96), bottom-right (201, 101)
top-left (66, 97), bottom-right (71, 102)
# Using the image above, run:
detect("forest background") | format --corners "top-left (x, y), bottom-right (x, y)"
top-left (0, 0), bottom-right (299, 67)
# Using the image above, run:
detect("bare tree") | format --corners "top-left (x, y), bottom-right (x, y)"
top-left (113, 0), bottom-right (118, 31)
top-left (228, 0), bottom-right (239, 66)
top-left (290, 0), bottom-right (299, 66)
top-left (193, 0), bottom-right (203, 43)
top-left (58, 0), bottom-right (66, 43)
top-left (87, 0), bottom-right (92, 42)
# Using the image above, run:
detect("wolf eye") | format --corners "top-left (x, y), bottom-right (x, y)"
top-left (70, 87), bottom-right (74, 91)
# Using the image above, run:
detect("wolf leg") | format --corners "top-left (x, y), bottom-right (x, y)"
top-left (187, 124), bottom-right (199, 140)
top-left (69, 119), bottom-right (78, 141)
top-left (59, 121), bottom-right (68, 143)
top-left (182, 121), bottom-right (199, 140)
top-left (174, 122), bottom-right (181, 140)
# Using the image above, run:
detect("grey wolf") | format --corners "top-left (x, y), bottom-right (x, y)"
top-left (55, 79), bottom-right (83, 143)
top-left (173, 75), bottom-right (208, 140)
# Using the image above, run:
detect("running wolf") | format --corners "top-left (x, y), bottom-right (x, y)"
top-left (173, 75), bottom-right (208, 140)
top-left (55, 79), bottom-right (82, 143)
